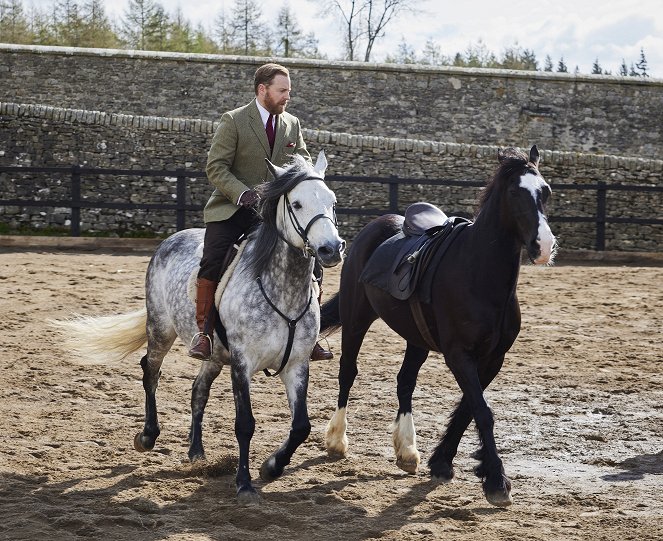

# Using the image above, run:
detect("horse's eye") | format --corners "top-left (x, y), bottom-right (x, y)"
top-left (292, 201), bottom-right (302, 210)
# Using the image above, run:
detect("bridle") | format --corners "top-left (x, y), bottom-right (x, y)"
top-left (280, 183), bottom-right (338, 258)
top-left (259, 179), bottom-right (339, 377)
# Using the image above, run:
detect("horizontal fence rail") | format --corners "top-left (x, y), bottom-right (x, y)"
top-left (1, 165), bottom-right (662, 251)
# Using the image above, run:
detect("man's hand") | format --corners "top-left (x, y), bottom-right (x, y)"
top-left (238, 189), bottom-right (260, 207)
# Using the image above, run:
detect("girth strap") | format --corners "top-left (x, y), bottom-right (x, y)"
top-left (257, 277), bottom-right (313, 377)
top-left (409, 298), bottom-right (439, 352)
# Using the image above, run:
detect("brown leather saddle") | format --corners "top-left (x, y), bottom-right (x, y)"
top-left (360, 202), bottom-right (471, 302)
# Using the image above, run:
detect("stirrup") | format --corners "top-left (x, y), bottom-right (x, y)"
top-left (189, 332), bottom-right (213, 359)
top-left (190, 332), bottom-right (212, 346)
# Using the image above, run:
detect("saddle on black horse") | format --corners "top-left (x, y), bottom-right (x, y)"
top-left (360, 202), bottom-right (471, 304)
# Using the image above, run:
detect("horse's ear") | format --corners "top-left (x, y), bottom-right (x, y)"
top-left (313, 150), bottom-right (328, 177)
top-left (497, 148), bottom-right (506, 163)
top-left (265, 158), bottom-right (288, 180)
top-left (529, 145), bottom-right (540, 167)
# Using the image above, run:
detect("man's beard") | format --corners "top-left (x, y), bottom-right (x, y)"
top-left (264, 93), bottom-right (287, 115)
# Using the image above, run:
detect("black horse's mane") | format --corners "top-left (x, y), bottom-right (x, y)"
top-left (244, 155), bottom-right (320, 278)
top-left (477, 148), bottom-right (537, 216)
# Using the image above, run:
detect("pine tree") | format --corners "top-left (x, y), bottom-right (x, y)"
top-left (384, 37), bottom-right (417, 64)
top-left (230, 0), bottom-right (270, 56)
top-left (190, 24), bottom-right (219, 54)
top-left (80, 0), bottom-right (118, 48)
top-left (635, 47), bottom-right (648, 77)
top-left (274, 2), bottom-right (319, 58)
top-left (54, 0), bottom-right (84, 46)
top-left (521, 48), bottom-right (538, 70)
top-left (619, 59), bottom-right (628, 76)
top-left (143, 4), bottom-right (168, 50)
top-left (212, 8), bottom-right (235, 53)
top-left (557, 57), bottom-right (568, 73)
top-left (501, 44), bottom-right (522, 69)
top-left (464, 39), bottom-right (498, 68)
top-left (29, 5), bottom-right (58, 45)
top-left (543, 54), bottom-right (554, 72)
top-left (0, 0), bottom-right (33, 43)
top-left (166, 7), bottom-right (192, 52)
top-left (420, 38), bottom-right (449, 66)
top-left (121, 0), bottom-right (164, 50)
top-left (591, 58), bottom-right (602, 74)
top-left (501, 43), bottom-right (538, 71)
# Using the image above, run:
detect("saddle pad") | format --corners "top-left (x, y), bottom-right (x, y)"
top-left (359, 231), bottom-right (406, 293)
top-left (359, 218), bottom-right (471, 302)
top-left (187, 238), bottom-right (248, 305)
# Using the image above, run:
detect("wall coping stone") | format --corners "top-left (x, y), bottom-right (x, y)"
top-left (2, 100), bottom-right (662, 174)
top-left (2, 43), bottom-right (662, 86)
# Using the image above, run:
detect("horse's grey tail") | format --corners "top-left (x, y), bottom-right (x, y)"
top-left (49, 308), bottom-right (147, 364)
top-left (320, 292), bottom-right (342, 336)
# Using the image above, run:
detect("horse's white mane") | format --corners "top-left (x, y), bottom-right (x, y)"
top-left (270, 151), bottom-right (327, 180)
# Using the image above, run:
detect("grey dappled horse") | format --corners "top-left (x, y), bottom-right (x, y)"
top-left (56, 152), bottom-right (345, 503)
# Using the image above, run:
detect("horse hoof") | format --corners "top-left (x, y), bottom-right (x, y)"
top-left (396, 457), bottom-right (419, 474)
top-left (327, 450), bottom-right (347, 461)
top-left (484, 476), bottom-right (513, 507)
top-left (485, 490), bottom-right (513, 507)
top-left (237, 487), bottom-right (261, 505)
top-left (259, 456), bottom-right (283, 482)
top-left (134, 432), bottom-right (155, 452)
top-left (188, 452), bottom-right (206, 463)
top-left (429, 462), bottom-right (455, 482)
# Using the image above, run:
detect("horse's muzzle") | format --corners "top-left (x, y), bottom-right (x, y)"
top-left (528, 230), bottom-right (556, 265)
top-left (317, 240), bottom-right (346, 267)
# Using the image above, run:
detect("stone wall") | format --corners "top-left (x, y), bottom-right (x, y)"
top-left (1, 102), bottom-right (661, 252)
top-left (2, 44), bottom-right (662, 159)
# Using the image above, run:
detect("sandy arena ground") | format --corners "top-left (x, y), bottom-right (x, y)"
top-left (0, 248), bottom-right (661, 540)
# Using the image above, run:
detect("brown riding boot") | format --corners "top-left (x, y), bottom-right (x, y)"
top-left (310, 282), bottom-right (333, 361)
top-left (188, 277), bottom-right (218, 361)
top-left (311, 342), bottom-right (333, 361)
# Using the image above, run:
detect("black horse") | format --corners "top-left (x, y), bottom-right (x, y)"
top-left (320, 146), bottom-right (556, 507)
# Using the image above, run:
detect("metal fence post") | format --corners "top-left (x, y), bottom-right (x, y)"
top-left (595, 181), bottom-right (607, 251)
top-left (389, 176), bottom-right (399, 213)
top-left (71, 164), bottom-right (81, 237)
top-left (176, 170), bottom-right (186, 231)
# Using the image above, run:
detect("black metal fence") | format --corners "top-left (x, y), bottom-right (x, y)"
top-left (1, 165), bottom-right (662, 251)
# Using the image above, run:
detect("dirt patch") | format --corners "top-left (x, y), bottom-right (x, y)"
top-left (0, 250), bottom-right (661, 540)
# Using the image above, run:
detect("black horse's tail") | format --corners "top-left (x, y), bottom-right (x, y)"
top-left (320, 291), bottom-right (342, 337)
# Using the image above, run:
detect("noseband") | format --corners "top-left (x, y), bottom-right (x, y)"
top-left (281, 189), bottom-right (338, 258)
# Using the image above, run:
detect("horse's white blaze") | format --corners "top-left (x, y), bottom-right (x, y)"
top-left (392, 413), bottom-right (420, 473)
top-left (520, 172), bottom-right (556, 265)
top-left (535, 215), bottom-right (556, 264)
top-left (325, 407), bottom-right (349, 457)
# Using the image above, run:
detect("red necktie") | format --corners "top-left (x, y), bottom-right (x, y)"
top-left (266, 113), bottom-right (275, 152)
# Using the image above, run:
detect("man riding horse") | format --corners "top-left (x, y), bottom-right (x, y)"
top-left (190, 62), bottom-right (332, 362)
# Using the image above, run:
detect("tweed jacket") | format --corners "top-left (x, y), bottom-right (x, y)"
top-left (203, 99), bottom-right (310, 223)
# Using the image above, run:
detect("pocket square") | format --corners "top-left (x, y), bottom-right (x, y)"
top-left (286, 142), bottom-right (296, 148)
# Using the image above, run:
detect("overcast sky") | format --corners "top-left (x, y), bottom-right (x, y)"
top-left (27, 0), bottom-right (663, 77)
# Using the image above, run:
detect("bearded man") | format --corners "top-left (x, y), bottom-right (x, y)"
top-left (189, 63), bottom-right (333, 362)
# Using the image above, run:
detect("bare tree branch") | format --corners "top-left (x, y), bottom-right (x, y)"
top-left (312, 0), bottom-right (422, 62)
